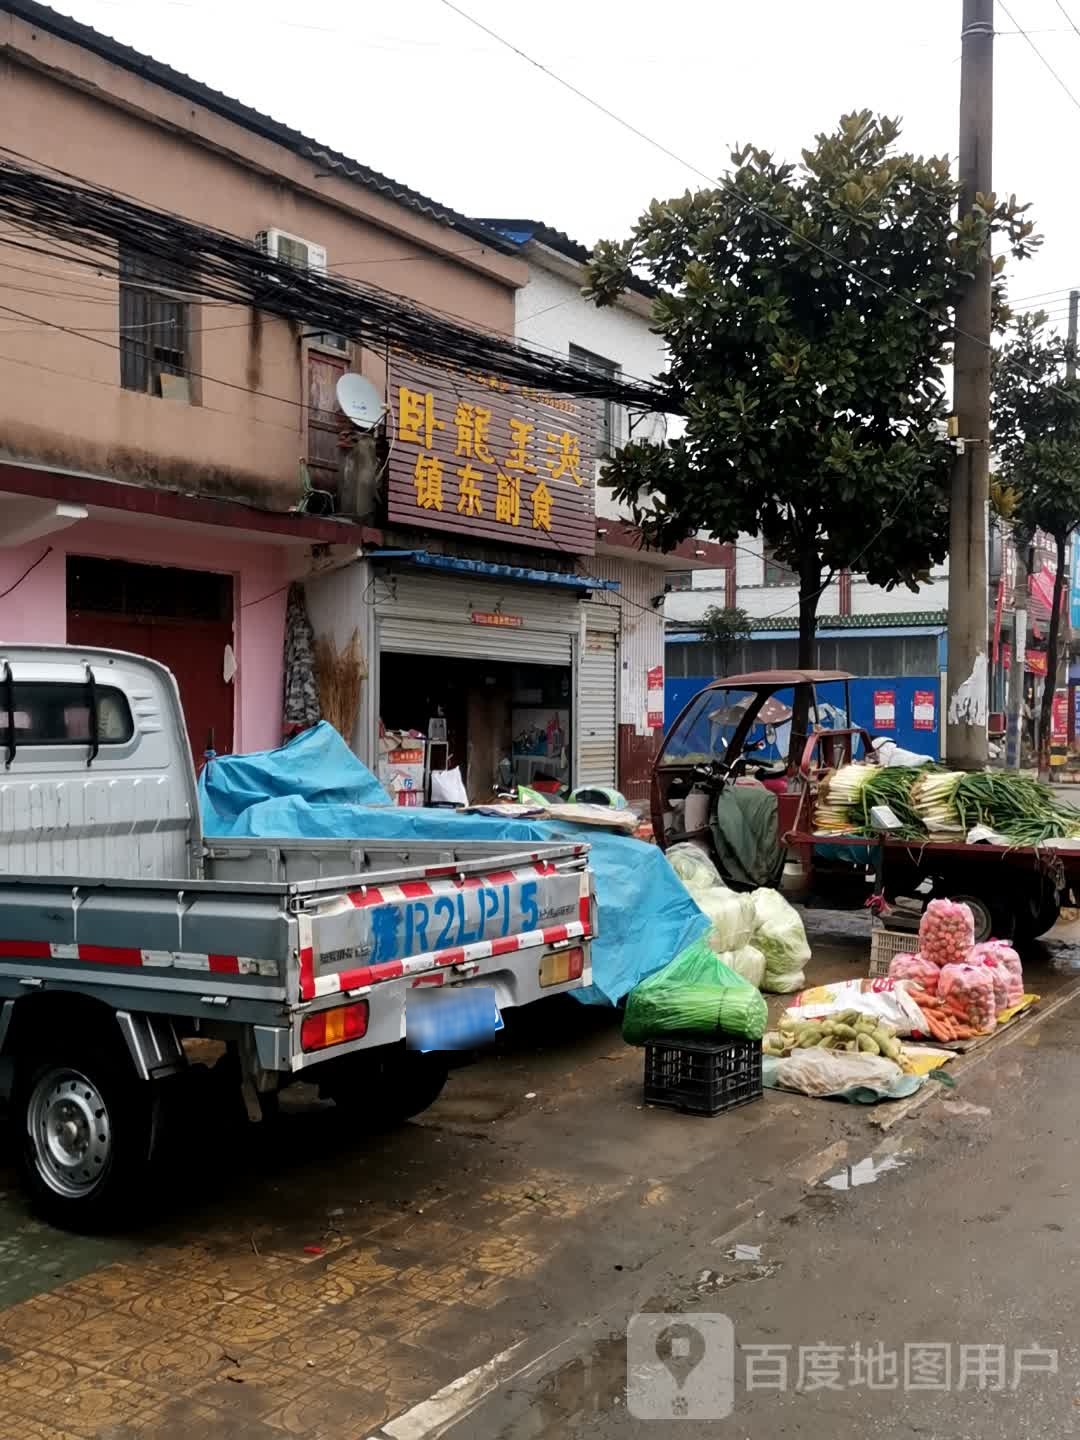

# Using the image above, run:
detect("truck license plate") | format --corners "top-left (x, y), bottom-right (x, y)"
top-left (406, 985), bottom-right (503, 1052)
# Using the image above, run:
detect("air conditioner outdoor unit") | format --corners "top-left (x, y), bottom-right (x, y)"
top-left (255, 227), bottom-right (348, 352)
top-left (255, 227), bottom-right (328, 274)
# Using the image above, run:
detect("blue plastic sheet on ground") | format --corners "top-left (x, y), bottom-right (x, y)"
top-left (198, 731), bottom-right (707, 1007)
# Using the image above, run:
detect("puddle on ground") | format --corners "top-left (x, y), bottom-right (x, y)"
top-left (500, 1333), bottom-right (625, 1438)
top-left (940, 1099), bottom-right (992, 1118)
top-left (823, 1151), bottom-right (911, 1190)
top-left (694, 1261), bottom-right (779, 1291)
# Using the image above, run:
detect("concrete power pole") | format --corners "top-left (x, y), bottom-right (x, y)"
top-left (946, 0), bottom-right (994, 769)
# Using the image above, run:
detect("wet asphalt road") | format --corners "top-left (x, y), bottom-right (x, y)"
top-left (0, 910), bottom-right (1077, 1438)
top-left (453, 920), bottom-right (1080, 1440)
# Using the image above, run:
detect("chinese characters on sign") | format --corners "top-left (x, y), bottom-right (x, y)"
top-left (873, 689), bottom-right (896, 731)
top-left (387, 355), bottom-right (598, 554)
top-left (647, 664), bottom-right (665, 729)
top-left (912, 690), bottom-right (936, 732)
top-left (626, 1311), bottom-right (1058, 1423)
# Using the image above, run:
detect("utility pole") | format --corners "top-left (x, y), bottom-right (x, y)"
top-left (946, 0), bottom-right (994, 769)
top-left (1006, 538), bottom-right (1028, 768)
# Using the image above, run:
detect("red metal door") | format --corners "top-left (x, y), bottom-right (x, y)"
top-left (67, 556), bottom-right (236, 763)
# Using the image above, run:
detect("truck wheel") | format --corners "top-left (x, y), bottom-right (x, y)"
top-left (322, 1047), bottom-right (449, 1127)
top-left (1013, 889), bottom-right (1062, 942)
top-left (15, 1045), bottom-right (157, 1233)
top-left (942, 889), bottom-right (1010, 944)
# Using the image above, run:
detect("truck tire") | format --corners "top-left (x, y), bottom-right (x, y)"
top-left (15, 1041), bottom-right (158, 1233)
top-left (1013, 889), bottom-right (1062, 942)
top-left (321, 1046), bottom-right (449, 1127)
top-left (940, 887), bottom-right (1012, 944)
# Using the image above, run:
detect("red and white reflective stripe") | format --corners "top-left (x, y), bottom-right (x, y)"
top-left (346, 862), bottom-right (559, 910)
top-left (0, 941), bottom-right (275, 974)
top-left (311, 919), bottom-right (590, 999)
top-left (578, 870), bottom-right (592, 930)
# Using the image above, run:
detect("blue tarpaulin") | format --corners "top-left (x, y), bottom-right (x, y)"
top-left (198, 724), bottom-right (706, 1006)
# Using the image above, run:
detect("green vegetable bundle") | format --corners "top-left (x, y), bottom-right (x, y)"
top-left (817, 763), bottom-right (1080, 849)
top-left (622, 938), bottom-right (768, 1046)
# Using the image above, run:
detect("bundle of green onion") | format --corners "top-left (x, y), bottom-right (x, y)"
top-left (813, 761), bottom-right (1080, 848)
top-left (910, 770), bottom-right (965, 834)
top-left (952, 772), bottom-right (1080, 847)
top-left (813, 763), bottom-right (875, 833)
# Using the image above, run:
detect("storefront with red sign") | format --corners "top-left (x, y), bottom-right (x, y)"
top-left (360, 357), bottom-right (615, 802)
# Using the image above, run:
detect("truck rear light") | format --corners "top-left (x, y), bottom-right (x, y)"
top-left (539, 946), bottom-right (585, 988)
top-left (301, 1000), bottom-right (369, 1052)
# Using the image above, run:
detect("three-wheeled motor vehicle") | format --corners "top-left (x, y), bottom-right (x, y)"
top-left (652, 669), bottom-right (1069, 942)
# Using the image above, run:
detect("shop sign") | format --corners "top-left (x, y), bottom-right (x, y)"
top-left (1074, 685), bottom-right (1080, 743)
top-left (471, 611), bottom-right (523, 628)
top-left (872, 689), bottom-right (896, 730)
top-left (1026, 649), bottom-right (1048, 676)
top-left (1052, 688), bottom-right (1069, 743)
top-left (387, 352), bottom-right (597, 555)
top-left (913, 690), bottom-right (936, 731)
top-left (1002, 642), bottom-right (1012, 670)
top-left (1072, 533), bottom-right (1080, 629)
top-left (646, 664), bottom-right (664, 729)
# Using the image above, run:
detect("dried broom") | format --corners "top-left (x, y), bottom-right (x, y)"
top-left (314, 629), bottom-right (367, 742)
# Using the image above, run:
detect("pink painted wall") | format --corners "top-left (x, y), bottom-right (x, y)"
top-left (0, 520), bottom-right (288, 753)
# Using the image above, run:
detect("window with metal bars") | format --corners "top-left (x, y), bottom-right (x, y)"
top-left (119, 248), bottom-right (191, 398)
top-left (569, 343), bottom-right (620, 458)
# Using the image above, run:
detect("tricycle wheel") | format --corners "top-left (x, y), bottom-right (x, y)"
top-left (1013, 888), bottom-right (1062, 942)
top-left (934, 887), bottom-right (1006, 944)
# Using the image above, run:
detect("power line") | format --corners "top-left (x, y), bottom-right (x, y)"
top-left (435, 1), bottom-right (1033, 393)
top-left (999, 0), bottom-right (1080, 112)
top-left (1054, 0), bottom-right (1080, 41)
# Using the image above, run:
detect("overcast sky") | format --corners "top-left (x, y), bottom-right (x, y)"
top-left (43, 0), bottom-right (1080, 333)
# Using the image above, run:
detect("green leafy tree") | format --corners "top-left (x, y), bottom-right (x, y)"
top-left (993, 313), bottom-right (1080, 776)
top-left (699, 605), bottom-right (751, 674)
top-left (588, 111), bottom-right (1036, 758)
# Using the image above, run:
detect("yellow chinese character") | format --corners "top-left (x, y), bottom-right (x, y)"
top-left (399, 387), bottom-right (444, 448)
top-left (505, 417), bottom-right (537, 473)
top-left (495, 471), bottom-right (521, 527)
top-left (454, 403), bottom-right (495, 463)
top-left (546, 430), bottom-right (583, 485)
top-left (530, 480), bottom-right (553, 532)
top-left (456, 463), bottom-right (484, 516)
top-left (413, 453), bottom-right (444, 511)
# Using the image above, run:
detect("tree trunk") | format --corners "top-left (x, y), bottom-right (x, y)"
top-left (788, 557), bottom-right (822, 767)
top-left (1038, 531), bottom-right (1067, 782)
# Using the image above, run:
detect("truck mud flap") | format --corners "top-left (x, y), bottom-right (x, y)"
top-left (115, 1011), bottom-right (185, 1080)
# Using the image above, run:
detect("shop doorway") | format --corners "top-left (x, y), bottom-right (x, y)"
top-left (66, 555), bottom-right (235, 762)
top-left (379, 653), bottom-right (572, 802)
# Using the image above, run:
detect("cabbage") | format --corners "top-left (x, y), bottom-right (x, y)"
top-left (716, 944), bottom-right (766, 989)
top-left (696, 887), bottom-right (756, 952)
top-left (622, 938), bottom-right (768, 1044)
top-left (666, 842), bottom-right (724, 895)
top-left (749, 887), bottom-right (811, 993)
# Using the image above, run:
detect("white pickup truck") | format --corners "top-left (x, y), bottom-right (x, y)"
top-left (0, 645), bottom-right (595, 1229)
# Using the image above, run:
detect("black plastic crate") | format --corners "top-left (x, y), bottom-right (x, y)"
top-left (643, 1031), bottom-right (763, 1116)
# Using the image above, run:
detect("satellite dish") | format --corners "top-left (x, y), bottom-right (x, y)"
top-left (336, 373), bottom-right (383, 430)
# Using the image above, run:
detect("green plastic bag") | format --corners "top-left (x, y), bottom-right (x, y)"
top-left (622, 938), bottom-right (768, 1046)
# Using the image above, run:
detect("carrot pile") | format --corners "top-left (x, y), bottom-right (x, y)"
top-left (906, 987), bottom-right (979, 1043)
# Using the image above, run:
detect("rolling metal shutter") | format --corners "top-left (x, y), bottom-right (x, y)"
top-left (577, 606), bottom-right (619, 788)
top-left (375, 572), bottom-right (577, 665)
